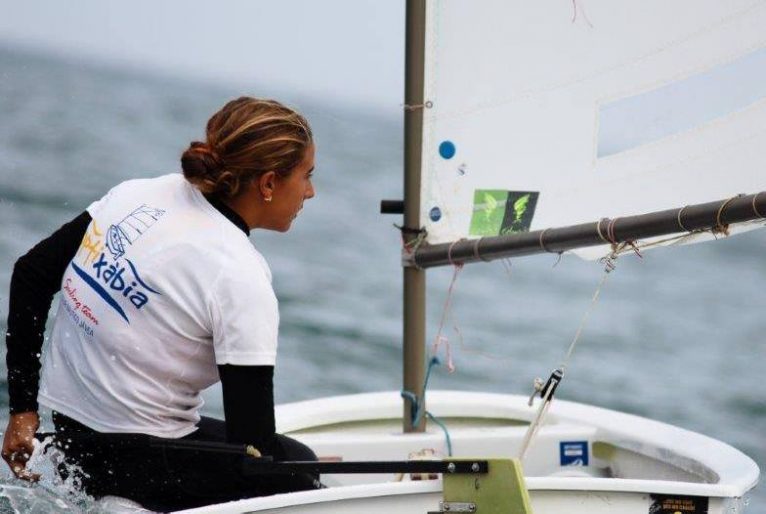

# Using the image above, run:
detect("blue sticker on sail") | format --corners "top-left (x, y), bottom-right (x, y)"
top-left (560, 441), bottom-right (588, 466)
top-left (439, 141), bottom-right (456, 159)
top-left (429, 206), bottom-right (442, 222)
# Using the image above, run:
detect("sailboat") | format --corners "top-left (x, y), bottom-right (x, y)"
top-left (124, 1), bottom-right (764, 512)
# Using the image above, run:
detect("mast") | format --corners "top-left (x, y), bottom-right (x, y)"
top-left (410, 193), bottom-right (766, 268)
top-left (402, 0), bottom-right (427, 433)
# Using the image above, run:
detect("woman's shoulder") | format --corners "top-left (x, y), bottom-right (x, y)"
top-left (208, 248), bottom-right (273, 302)
top-left (216, 242), bottom-right (272, 284)
top-left (106, 172), bottom-right (184, 192)
top-left (88, 173), bottom-right (185, 212)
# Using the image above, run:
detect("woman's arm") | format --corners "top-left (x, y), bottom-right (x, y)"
top-left (2, 210), bottom-right (91, 479)
top-left (218, 364), bottom-right (278, 455)
top-left (6, 210), bottom-right (91, 412)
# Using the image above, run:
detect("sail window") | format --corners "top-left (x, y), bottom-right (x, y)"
top-left (598, 47), bottom-right (766, 157)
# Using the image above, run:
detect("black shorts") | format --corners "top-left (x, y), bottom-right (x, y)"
top-left (52, 411), bottom-right (321, 512)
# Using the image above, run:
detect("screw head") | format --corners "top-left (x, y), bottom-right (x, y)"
top-left (471, 462), bottom-right (480, 472)
top-left (447, 462), bottom-right (456, 473)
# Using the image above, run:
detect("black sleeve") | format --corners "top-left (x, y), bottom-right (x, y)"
top-left (218, 364), bottom-right (277, 455)
top-left (5, 211), bottom-right (92, 413)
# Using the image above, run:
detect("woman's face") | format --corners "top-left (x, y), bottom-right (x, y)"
top-left (267, 144), bottom-right (316, 232)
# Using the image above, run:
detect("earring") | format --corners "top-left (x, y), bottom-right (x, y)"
top-left (265, 196), bottom-right (272, 203)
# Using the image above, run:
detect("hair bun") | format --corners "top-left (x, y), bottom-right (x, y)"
top-left (181, 141), bottom-right (228, 193)
top-left (181, 97), bottom-right (313, 200)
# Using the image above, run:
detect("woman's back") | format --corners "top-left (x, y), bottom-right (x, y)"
top-left (40, 173), bottom-right (279, 438)
top-left (3, 97), bottom-right (319, 510)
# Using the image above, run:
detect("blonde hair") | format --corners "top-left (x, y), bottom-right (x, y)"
top-left (181, 97), bottom-right (313, 199)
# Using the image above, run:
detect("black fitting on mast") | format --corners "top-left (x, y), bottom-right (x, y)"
top-left (539, 368), bottom-right (564, 401)
top-left (381, 199), bottom-right (405, 214)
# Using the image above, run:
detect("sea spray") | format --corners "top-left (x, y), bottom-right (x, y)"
top-left (0, 436), bottom-right (105, 513)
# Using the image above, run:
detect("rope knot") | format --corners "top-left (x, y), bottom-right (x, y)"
top-left (402, 100), bottom-right (433, 111)
top-left (396, 224), bottom-right (427, 255)
top-left (527, 377), bottom-right (545, 407)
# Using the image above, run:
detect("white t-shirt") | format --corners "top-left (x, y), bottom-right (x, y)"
top-left (39, 173), bottom-right (279, 438)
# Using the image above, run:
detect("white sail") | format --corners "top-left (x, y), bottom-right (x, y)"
top-left (420, 0), bottom-right (766, 250)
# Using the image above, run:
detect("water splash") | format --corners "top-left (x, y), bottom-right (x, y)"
top-left (0, 438), bottom-right (148, 513)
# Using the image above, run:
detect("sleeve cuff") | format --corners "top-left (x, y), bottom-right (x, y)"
top-left (215, 352), bottom-right (277, 367)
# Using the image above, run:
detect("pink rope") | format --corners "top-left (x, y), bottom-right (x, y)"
top-left (431, 264), bottom-right (463, 373)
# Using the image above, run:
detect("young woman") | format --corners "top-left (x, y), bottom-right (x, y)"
top-left (2, 97), bottom-right (319, 511)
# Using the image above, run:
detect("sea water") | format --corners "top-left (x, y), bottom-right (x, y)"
top-left (0, 46), bottom-right (764, 512)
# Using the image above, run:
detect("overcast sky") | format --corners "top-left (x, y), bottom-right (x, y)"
top-left (3, 1), bottom-right (764, 147)
top-left (0, 0), bottom-right (405, 113)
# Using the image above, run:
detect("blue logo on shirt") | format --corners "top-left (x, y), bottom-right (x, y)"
top-left (71, 204), bottom-right (164, 323)
top-left (106, 204), bottom-right (165, 259)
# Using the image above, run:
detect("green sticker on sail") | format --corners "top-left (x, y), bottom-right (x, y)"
top-left (469, 190), bottom-right (539, 236)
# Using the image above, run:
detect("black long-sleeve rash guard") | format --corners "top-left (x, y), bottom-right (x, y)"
top-left (6, 211), bottom-right (92, 414)
top-left (4, 201), bottom-right (276, 452)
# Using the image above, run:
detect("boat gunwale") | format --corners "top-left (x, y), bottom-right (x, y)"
top-left (274, 390), bottom-right (759, 496)
top-left (176, 473), bottom-right (748, 513)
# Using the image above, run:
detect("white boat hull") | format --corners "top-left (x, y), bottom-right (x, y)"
top-left (176, 391), bottom-right (758, 513)
top-left (179, 483), bottom-right (738, 514)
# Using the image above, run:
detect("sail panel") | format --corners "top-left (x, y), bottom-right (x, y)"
top-left (421, 0), bottom-right (766, 253)
top-left (598, 47), bottom-right (766, 157)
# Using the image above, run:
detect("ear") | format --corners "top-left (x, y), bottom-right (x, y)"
top-left (258, 171), bottom-right (278, 201)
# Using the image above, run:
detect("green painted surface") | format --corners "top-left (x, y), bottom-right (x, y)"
top-left (469, 190), bottom-right (509, 236)
top-left (592, 441), bottom-right (618, 461)
top-left (468, 190), bottom-right (539, 236)
top-left (443, 458), bottom-right (533, 513)
top-left (507, 194), bottom-right (532, 234)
